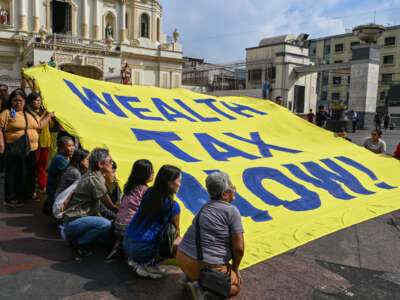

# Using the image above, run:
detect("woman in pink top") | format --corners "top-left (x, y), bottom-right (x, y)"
top-left (106, 159), bottom-right (154, 260)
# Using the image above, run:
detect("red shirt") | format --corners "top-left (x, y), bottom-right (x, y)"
top-left (394, 142), bottom-right (400, 159)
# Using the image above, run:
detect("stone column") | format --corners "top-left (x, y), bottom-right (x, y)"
top-left (71, 4), bottom-right (77, 36)
top-left (151, 10), bottom-right (156, 42)
top-left (19, 0), bottom-right (27, 32)
top-left (120, 0), bottom-right (127, 44)
top-left (32, 0), bottom-right (40, 33)
top-left (349, 44), bottom-right (381, 129)
top-left (132, 3), bottom-right (138, 40)
top-left (81, 0), bottom-right (89, 38)
top-left (93, 0), bottom-right (100, 40)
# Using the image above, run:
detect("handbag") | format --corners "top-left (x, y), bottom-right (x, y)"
top-left (158, 202), bottom-right (178, 258)
top-left (196, 204), bottom-right (231, 299)
top-left (4, 111), bottom-right (31, 159)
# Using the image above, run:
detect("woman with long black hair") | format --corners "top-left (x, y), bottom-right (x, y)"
top-left (54, 148), bottom-right (90, 198)
top-left (0, 89), bottom-right (54, 207)
top-left (106, 159), bottom-right (154, 260)
top-left (124, 164), bottom-right (182, 279)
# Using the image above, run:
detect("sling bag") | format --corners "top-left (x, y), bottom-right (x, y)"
top-left (195, 204), bottom-right (231, 299)
top-left (4, 111), bottom-right (31, 159)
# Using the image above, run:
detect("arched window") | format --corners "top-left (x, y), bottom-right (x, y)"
top-left (156, 18), bottom-right (160, 42)
top-left (140, 13), bottom-right (149, 38)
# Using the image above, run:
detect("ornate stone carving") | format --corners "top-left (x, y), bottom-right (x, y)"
top-left (39, 26), bottom-right (47, 44)
top-left (86, 56), bottom-right (104, 70)
top-left (173, 28), bottom-right (179, 43)
top-left (130, 39), bottom-right (140, 47)
top-left (56, 53), bottom-right (73, 65)
top-left (76, 55), bottom-right (84, 65)
top-left (106, 36), bottom-right (114, 50)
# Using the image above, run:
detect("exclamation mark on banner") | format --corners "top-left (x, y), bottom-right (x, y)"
top-left (335, 156), bottom-right (397, 190)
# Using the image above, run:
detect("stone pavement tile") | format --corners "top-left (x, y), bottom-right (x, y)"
top-left (0, 200), bottom-right (75, 275)
top-left (239, 254), bottom-right (351, 300)
top-left (317, 261), bottom-right (400, 300)
top-left (356, 218), bottom-right (400, 273)
top-left (294, 226), bottom-right (360, 268)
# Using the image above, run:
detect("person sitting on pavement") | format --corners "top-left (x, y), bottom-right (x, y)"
top-left (363, 130), bottom-right (386, 154)
top-left (177, 171), bottom-right (244, 299)
top-left (106, 159), bottom-right (154, 260)
top-left (0, 89), bottom-right (54, 207)
top-left (43, 136), bottom-right (75, 215)
top-left (337, 127), bottom-right (352, 142)
top-left (54, 148), bottom-right (89, 199)
top-left (100, 160), bottom-right (120, 221)
top-left (124, 164), bottom-right (182, 279)
top-left (394, 142), bottom-right (400, 160)
top-left (62, 148), bottom-right (119, 257)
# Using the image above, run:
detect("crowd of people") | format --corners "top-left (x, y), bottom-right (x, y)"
top-left (2, 82), bottom-right (400, 299)
top-left (0, 84), bottom-right (245, 299)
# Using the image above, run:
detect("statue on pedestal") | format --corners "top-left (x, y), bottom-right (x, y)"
top-left (121, 62), bottom-right (132, 85)
top-left (0, 7), bottom-right (9, 25)
top-left (173, 28), bottom-right (179, 43)
top-left (105, 24), bottom-right (113, 39)
top-left (39, 26), bottom-right (47, 44)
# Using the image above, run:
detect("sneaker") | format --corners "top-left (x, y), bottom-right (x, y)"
top-left (3, 201), bottom-right (16, 208)
top-left (136, 265), bottom-right (165, 279)
top-left (128, 259), bottom-right (138, 270)
top-left (78, 245), bottom-right (93, 257)
top-left (13, 201), bottom-right (24, 207)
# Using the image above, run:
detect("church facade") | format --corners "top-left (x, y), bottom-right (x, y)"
top-left (0, 0), bottom-right (184, 88)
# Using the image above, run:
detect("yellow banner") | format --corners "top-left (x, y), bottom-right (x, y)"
top-left (24, 65), bottom-right (400, 268)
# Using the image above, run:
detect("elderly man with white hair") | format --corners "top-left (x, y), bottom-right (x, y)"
top-left (177, 172), bottom-right (244, 300)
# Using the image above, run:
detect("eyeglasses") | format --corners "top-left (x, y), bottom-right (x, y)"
top-left (0, 89), bottom-right (7, 94)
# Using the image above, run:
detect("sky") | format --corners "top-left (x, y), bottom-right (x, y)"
top-left (161, 0), bottom-right (400, 63)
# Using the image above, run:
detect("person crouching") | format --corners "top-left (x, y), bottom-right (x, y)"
top-left (62, 148), bottom-right (119, 257)
top-left (177, 172), bottom-right (245, 299)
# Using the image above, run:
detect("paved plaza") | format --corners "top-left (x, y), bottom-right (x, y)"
top-left (0, 130), bottom-right (399, 300)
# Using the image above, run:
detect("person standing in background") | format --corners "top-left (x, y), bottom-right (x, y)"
top-left (307, 109), bottom-right (315, 123)
top-left (262, 80), bottom-right (269, 99)
top-left (383, 112), bottom-right (390, 131)
top-left (350, 110), bottom-right (358, 133)
top-left (28, 93), bottom-right (53, 197)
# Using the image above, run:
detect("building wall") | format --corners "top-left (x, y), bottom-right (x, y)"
top-left (0, 0), bottom-right (182, 88)
top-left (246, 40), bottom-right (317, 113)
top-left (310, 26), bottom-right (400, 109)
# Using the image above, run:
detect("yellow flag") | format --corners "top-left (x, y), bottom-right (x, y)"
top-left (24, 65), bottom-right (400, 268)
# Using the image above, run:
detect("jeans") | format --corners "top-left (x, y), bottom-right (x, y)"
top-left (123, 236), bottom-right (158, 266)
top-left (64, 216), bottom-right (112, 246)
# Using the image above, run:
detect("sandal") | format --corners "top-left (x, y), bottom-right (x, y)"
top-left (32, 193), bottom-right (40, 203)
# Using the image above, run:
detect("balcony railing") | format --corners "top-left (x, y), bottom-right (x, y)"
top-left (27, 33), bottom-right (108, 50)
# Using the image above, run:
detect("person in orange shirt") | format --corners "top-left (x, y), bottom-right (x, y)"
top-left (0, 89), bottom-right (54, 207)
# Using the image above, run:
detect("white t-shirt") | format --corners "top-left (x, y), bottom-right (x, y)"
top-left (363, 138), bottom-right (386, 154)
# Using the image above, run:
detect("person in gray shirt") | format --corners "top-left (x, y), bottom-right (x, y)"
top-left (177, 171), bottom-right (244, 299)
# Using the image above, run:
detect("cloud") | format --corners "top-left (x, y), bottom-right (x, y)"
top-left (160, 0), bottom-right (400, 62)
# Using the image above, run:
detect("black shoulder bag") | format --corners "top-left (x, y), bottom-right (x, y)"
top-left (158, 201), bottom-right (178, 258)
top-left (196, 204), bottom-right (231, 299)
top-left (4, 111), bottom-right (31, 160)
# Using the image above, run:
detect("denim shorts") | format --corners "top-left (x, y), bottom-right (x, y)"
top-left (123, 236), bottom-right (158, 266)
